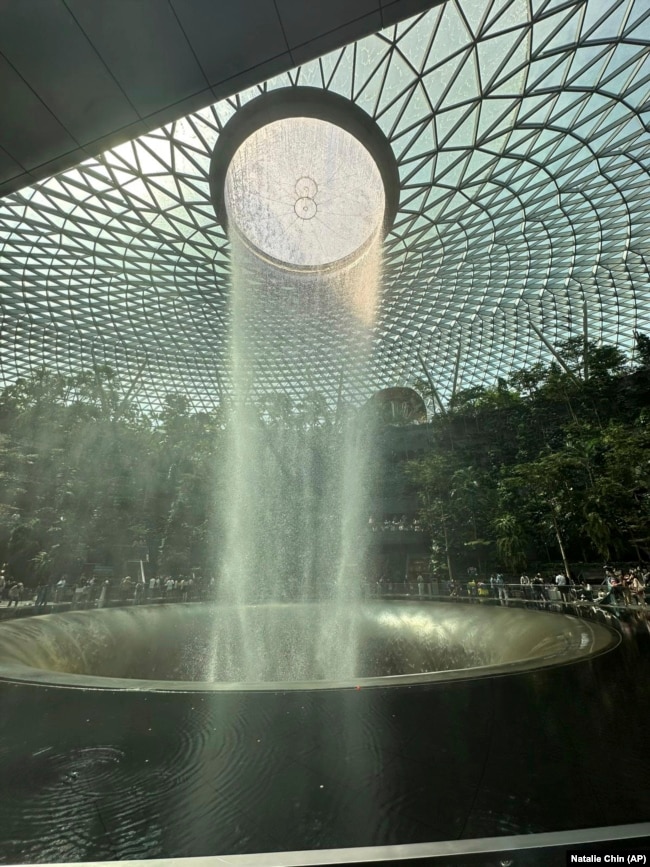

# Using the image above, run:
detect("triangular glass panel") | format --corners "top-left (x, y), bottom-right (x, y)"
top-left (353, 50), bottom-right (391, 117)
top-left (426, 1), bottom-right (472, 69)
top-left (109, 141), bottom-right (139, 170)
top-left (490, 37), bottom-right (530, 95)
top-left (479, 30), bottom-right (526, 92)
top-left (602, 64), bottom-right (638, 98)
top-left (376, 87), bottom-right (413, 137)
top-left (458, 0), bottom-right (491, 38)
top-left (395, 14), bottom-right (437, 73)
top-left (517, 92), bottom-right (557, 124)
top-left (442, 51), bottom-right (480, 108)
top-left (422, 53), bottom-right (466, 110)
top-left (396, 119), bottom-right (436, 163)
top-left (484, 0), bottom-right (528, 35)
top-left (137, 139), bottom-right (173, 174)
top-left (534, 6), bottom-right (582, 55)
top-left (583, 0), bottom-right (630, 41)
top-left (603, 41), bottom-right (647, 84)
top-left (435, 158), bottom-right (468, 190)
top-left (465, 149), bottom-right (497, 182)
top-left (526, 52), bottom-right (572, 90)
top-left (436, 105), bottom-right (475, 146)
top-left (109, 168), bottom-right (138, 189)
top-left (574, 95), bottom-right (628, 132)
top-left (624, 1), bottom-right (650, 37)
top-left (444, 108), bottom-right (480, 150)
top-left (545, 90), bottom-right (585, 128)
top-left (432, 148), bottom-right (465, 178)
top-left (148, 173), bottom-right (181, 200)
top-left (327, 46), bottom-right (354, 99)
top-left (376, 47), bottom-right (417, 116)
top-left (400, 188), bottom-right (430, 212)
top-left (477, 99), bottom-right (518, 144)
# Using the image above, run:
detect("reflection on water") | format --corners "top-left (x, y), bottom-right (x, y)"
top-left (0, 608), bottom-right (648, 863)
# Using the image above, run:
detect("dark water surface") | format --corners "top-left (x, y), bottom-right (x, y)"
top-left (0, 606), bottom-right (649, 863)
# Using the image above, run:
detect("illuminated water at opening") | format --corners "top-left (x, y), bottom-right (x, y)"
top-left (224, 116), bottom-right (385, 271)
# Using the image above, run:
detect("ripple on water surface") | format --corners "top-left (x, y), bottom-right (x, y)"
top-left (0, 694), bottom-right (225, 862)
top-left (0, 687), bottom-right (344, 861)
top-left (0, 608), bottom-right (645, 862)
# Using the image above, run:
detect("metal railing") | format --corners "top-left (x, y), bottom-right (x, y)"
top-left (366, 581), bottom-right (649, 632)
top-left (3, 822), bottom-right (648, 866)
top-left (0, 579), bottom-right (646, 624)
top-left (372, 578), bottom-right (645, 601)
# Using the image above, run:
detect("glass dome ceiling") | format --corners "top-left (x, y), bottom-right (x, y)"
top-left (0, 0), bottom-right (648, 409)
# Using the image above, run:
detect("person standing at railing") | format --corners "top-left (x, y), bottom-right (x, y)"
top-left (531, 573), bottom-right (545, 602)
top-left (133, 579), bottom-right (144, 605)
top-left (34, 581), bottom-right (50, 611)
top-left (520, 573), bottom-right (531, 601)
top-left (495, 573), bottom-right (508, 606)
top-left (555, 571), bottom-right (572, 602)
top-left (446, 578), bottom-right (458, 598)
top-left (97, 580), bottom-right (109, 609)
top-left (54, 576), bottom-right (67, 603)
top-left (598, 572), bottom-right (615, 606)
top-left (121, 575), bottom-right (133, 602)
top-left (7, 581), bottom-right (22, 607)
top-left (629, 572), bottom-right (645, 606)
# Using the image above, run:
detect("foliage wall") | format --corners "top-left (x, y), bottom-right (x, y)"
top-left (3, 333), bottom-right (650, 586)
top-left (0, 367), bottom-right (222, 583)
top-left (0, 372), bottom-right (343, 585)
top-left (408, 335), bottom-right (650, 577)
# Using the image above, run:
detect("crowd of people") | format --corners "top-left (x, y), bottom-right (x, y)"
top-left (0, 577), bottom-right (25, 607)
top-left (378, 565), bottom-right (650, 608)
top-left (592, 566), bottom-right (648, 606)
top-left (0, 564), bottom-right (649, 614)
top-left (0, 572), bottom-right (218, 611)
top-left (368, 516), bottom-right (423, 532)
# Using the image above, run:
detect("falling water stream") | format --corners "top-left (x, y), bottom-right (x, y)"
top-left (210, 234), bottom-right (382, 683)
top-left (207, 116), bottom-right (385, 683)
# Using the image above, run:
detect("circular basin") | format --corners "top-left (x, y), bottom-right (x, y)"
top-left (0, 601), bottom-right (618, 691)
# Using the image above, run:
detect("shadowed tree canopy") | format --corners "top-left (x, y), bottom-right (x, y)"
top-left (408, 334), bottom-right (650, 577)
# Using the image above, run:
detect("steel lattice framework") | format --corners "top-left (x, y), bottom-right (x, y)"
top-left (0, 0), bottom-right (649, 409)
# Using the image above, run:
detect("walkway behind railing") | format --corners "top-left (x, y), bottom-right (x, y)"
top-left (0, 581), bottom-right (646, 628)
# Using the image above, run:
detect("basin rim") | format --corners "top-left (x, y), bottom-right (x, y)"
top-left (0, 602), bottom-right (619, 693)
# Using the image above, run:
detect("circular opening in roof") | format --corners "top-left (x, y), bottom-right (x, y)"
top-left (224, 117), bottom-right (386, 271)
top-left (209, 88), bottom-right (400, 273)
